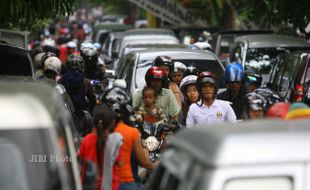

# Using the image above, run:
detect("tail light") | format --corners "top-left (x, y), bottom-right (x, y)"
top-left (295, 84), bottom-right (304, 102)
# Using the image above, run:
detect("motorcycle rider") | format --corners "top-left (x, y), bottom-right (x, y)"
top-left (41, 56), bottom-right (62, 81)
top-left (80, 42), bottom-right (100, 80)
top-left (102, 86), bottom-right (156, 190)
top-left (179, 75), bottom-right (199, 126)
top-left (170, 61), bottom-right (187, 86)
top-left (217, 62), bottom-right (246, 119)
top-left (186, 71), bottom-right (236, 127)
top-left (133, 66), bottom-right (180, 122)
top-left (153, 56), bottom-right (183, 107)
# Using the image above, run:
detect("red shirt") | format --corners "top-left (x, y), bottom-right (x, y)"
top-left (78, 133), bottom-right (121, 190)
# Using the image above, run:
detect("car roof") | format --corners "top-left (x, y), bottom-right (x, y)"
top-left (0, 79), bottom-right (64, 124)
top-left (235, 34), bottom-right (310, 48)
top-left (170, 119), bottom-right (310, 167)
top-left (0, 93), bottom-right (53, 129)
top-left (124, 28), bottom-right (176, 36)
top-left (131, 48), bottom-right (219, 61)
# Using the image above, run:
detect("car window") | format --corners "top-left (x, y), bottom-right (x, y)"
top-left (280, 56), bottom-right (300, 90)
top-left (230, 42), bottom-right (244, 63)
top-left (245, 47), bottom-right (307, 75)
top-left (223, 177), bottom-right (293, 190)
top-left (0, 51), bottom-right (32, 76)
top-left (119, 54), bottom-right (135, 88)
top-left (135, 59), bottom-right (225, 90)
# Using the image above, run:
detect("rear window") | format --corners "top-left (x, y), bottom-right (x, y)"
top-left (245, 47), bottom-right (310, 74)
top-left (135, 59), bottom-right (225, 90)
top-left (0, 51), bottom-right (32, 76)
top-left (0, 129), bottom-right (61, 190)
top-left (224, 177), bottom-right (293, 190)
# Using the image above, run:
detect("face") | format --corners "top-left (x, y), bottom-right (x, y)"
top-left (247, 84), bottom-right (257, 93)
top-left (201, 83), bottom-right (216, 100)
top-left (186, 85), bottom-right (199, 103)
top-left (228, 82), bottom-right (242, 93)
top-left (170, 71), bottom-right (183, 85)
top-left (160, 65), bottom-right (170, 76)
top-left (149, 79), bottom-right (163, 94)
top-left (142, 89), bottom-right (156, 107)
top-left (248, 110), bottom-right (264, 119)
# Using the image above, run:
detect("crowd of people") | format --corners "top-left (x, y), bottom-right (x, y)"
top-left (27, 17), bottom-right (310, 190)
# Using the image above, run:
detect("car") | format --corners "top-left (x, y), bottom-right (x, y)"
top-left (116, 48), bottom-right (225, 96)
top-left (0, 42), bottom-right (35, 77)
top-left (211, 30), bottom-right (274, 65)
top-left (229, 34), bottom-right (310, 84)
top-left (146, 119), bottom-right (310, 190)
top-left (118, 28), bottom-right (180, 58)
top-left (101, 31), bottom-right (124, 63)
top-left (0, 80), bottom-right (82, 190)
top-left (267, 51), bottom-right (310, 105)
top-left (115, 43), bottom-right (187, 71)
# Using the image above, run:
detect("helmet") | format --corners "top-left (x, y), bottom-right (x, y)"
top-left (225, 62), bottom-right (244, 83)
top-left (80, 42), bottom-right (98, 66)
top-left (42, 38), bottom-right (56, 47)
top-left (172, 61), bottom-right (187, 73)
top-left (145, 66), bottom-right (168, 86)
top-left (41, 52), bottom-right (57, 67)
top-left (67, 41), bottom-right (77, 49)
top-left (66, 53), bottom-right (85, 72)
top-left (44, 57), bottom-right (62, 74)
top-left (153, 56), bottom-right (174, 73)
top-left (180, 75), bottom-right (198, 95)
top-left (101, 86), bottom-right (133, 121)
top-left (253, 88), bottom-right (281, 111)
top-left (245, 67), bottom-right (262, 88)
top-left (34, 52), bottom-right (45, 69)
top-left (285, 102), bottom-right (310, 120)
top-left (244, 92), bottom-right (266, 112)
top-left (184, 66), bottom-right (199, 77)
top-left (266, 102), bottom-right (290, 118)
top-left (196, 71), bottom-right (218, 91)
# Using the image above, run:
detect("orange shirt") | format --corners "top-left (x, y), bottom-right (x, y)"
top-left (114, 121), bottom-right (140, 182)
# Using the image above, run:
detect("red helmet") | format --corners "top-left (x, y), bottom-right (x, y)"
top-left (196, 71), bottom-right (218, 90)
top-left (266, 102), bottom-right (290, 119)
top-left (145, 66), bottom-right (168, 86)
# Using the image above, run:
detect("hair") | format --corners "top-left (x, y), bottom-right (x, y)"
top-left (92, 104), bottom-right (116, 170)
top-left (142, 86), bottom-right (156, 97)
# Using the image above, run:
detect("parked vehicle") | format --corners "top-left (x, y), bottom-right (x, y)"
top-left (0, 42), bottom-right (35, 77)
top-left (118, 28), bottom-right (180, 58)
top-left (146, 119), bottom-right (310, 190)
top-left (101, 31), bottom-right (124, 64)
top-left (0, 81), bottom-right (82, 190)
top-left (267, 51), bottom-right (310, 105)
top-left (229, 34), bottom-right (310, 84)
top-left (116, 48), bottom-right (225, 96)
top-left (212, 30), bottom-right (273, 65)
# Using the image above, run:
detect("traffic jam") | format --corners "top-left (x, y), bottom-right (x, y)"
top-left (1, 0), bottom-right (310, 189)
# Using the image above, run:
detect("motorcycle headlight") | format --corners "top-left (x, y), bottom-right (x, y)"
top-left (143, 136), bottom-right (159, 152)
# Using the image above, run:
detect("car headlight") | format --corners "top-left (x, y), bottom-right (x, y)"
top-left (143, 136), bottom-right (159, 152)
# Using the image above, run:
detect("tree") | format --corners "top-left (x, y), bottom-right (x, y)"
top-left (0, 0), bottom-right (76, 30)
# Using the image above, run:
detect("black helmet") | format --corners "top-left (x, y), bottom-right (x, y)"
top-left (253, 88), bottom-right (281, 111)
top-left (101, 86), bottom-right (134, 121)
top-left (183, 66), bottom-right (199, 77)
top-left (196, 71), bottom-right (218, 91)
top-left (66, 53), bottom-right (85, 72)
top-left (153, 55), bottom-right (174, 72)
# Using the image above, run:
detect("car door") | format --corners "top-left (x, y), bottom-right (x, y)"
top-left (118, 53), bottom-right (135, 94)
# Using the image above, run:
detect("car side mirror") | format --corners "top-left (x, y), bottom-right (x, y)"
top-left (82, 160), bottom-right (98, 190)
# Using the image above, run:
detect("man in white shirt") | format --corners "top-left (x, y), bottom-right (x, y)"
top-left (186, 71), bottom-right (236, 127)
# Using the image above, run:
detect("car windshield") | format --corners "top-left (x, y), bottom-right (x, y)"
top-left (245, 47), bottom-right (309, 74)
top-left (0, 129), bottom-right (61, 190)
top-left (0, 51), bottom-right (32, 76)
top-left (135, 59), bottom-right (225, 90)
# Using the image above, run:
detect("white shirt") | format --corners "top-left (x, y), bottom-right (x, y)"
top-left (186, 99), bottom-right (236, 128)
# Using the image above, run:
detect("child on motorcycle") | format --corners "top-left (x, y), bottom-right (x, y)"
top-left (135, 86), bottom-right (167, 124)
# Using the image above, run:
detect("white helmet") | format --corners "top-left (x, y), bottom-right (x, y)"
top-left (173, 61), bottom-right (187, 73)
top-left (44, 57), bottom-right (62, 74)
top-left (180, 75), bottom-right (198, 94)
top-left (67, 41), bottom-right (77, 49)
top-left (42, 38), bottom-right (56, 47)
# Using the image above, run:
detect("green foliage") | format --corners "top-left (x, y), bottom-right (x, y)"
top-left (0, 0), bottom-right (76, 31)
